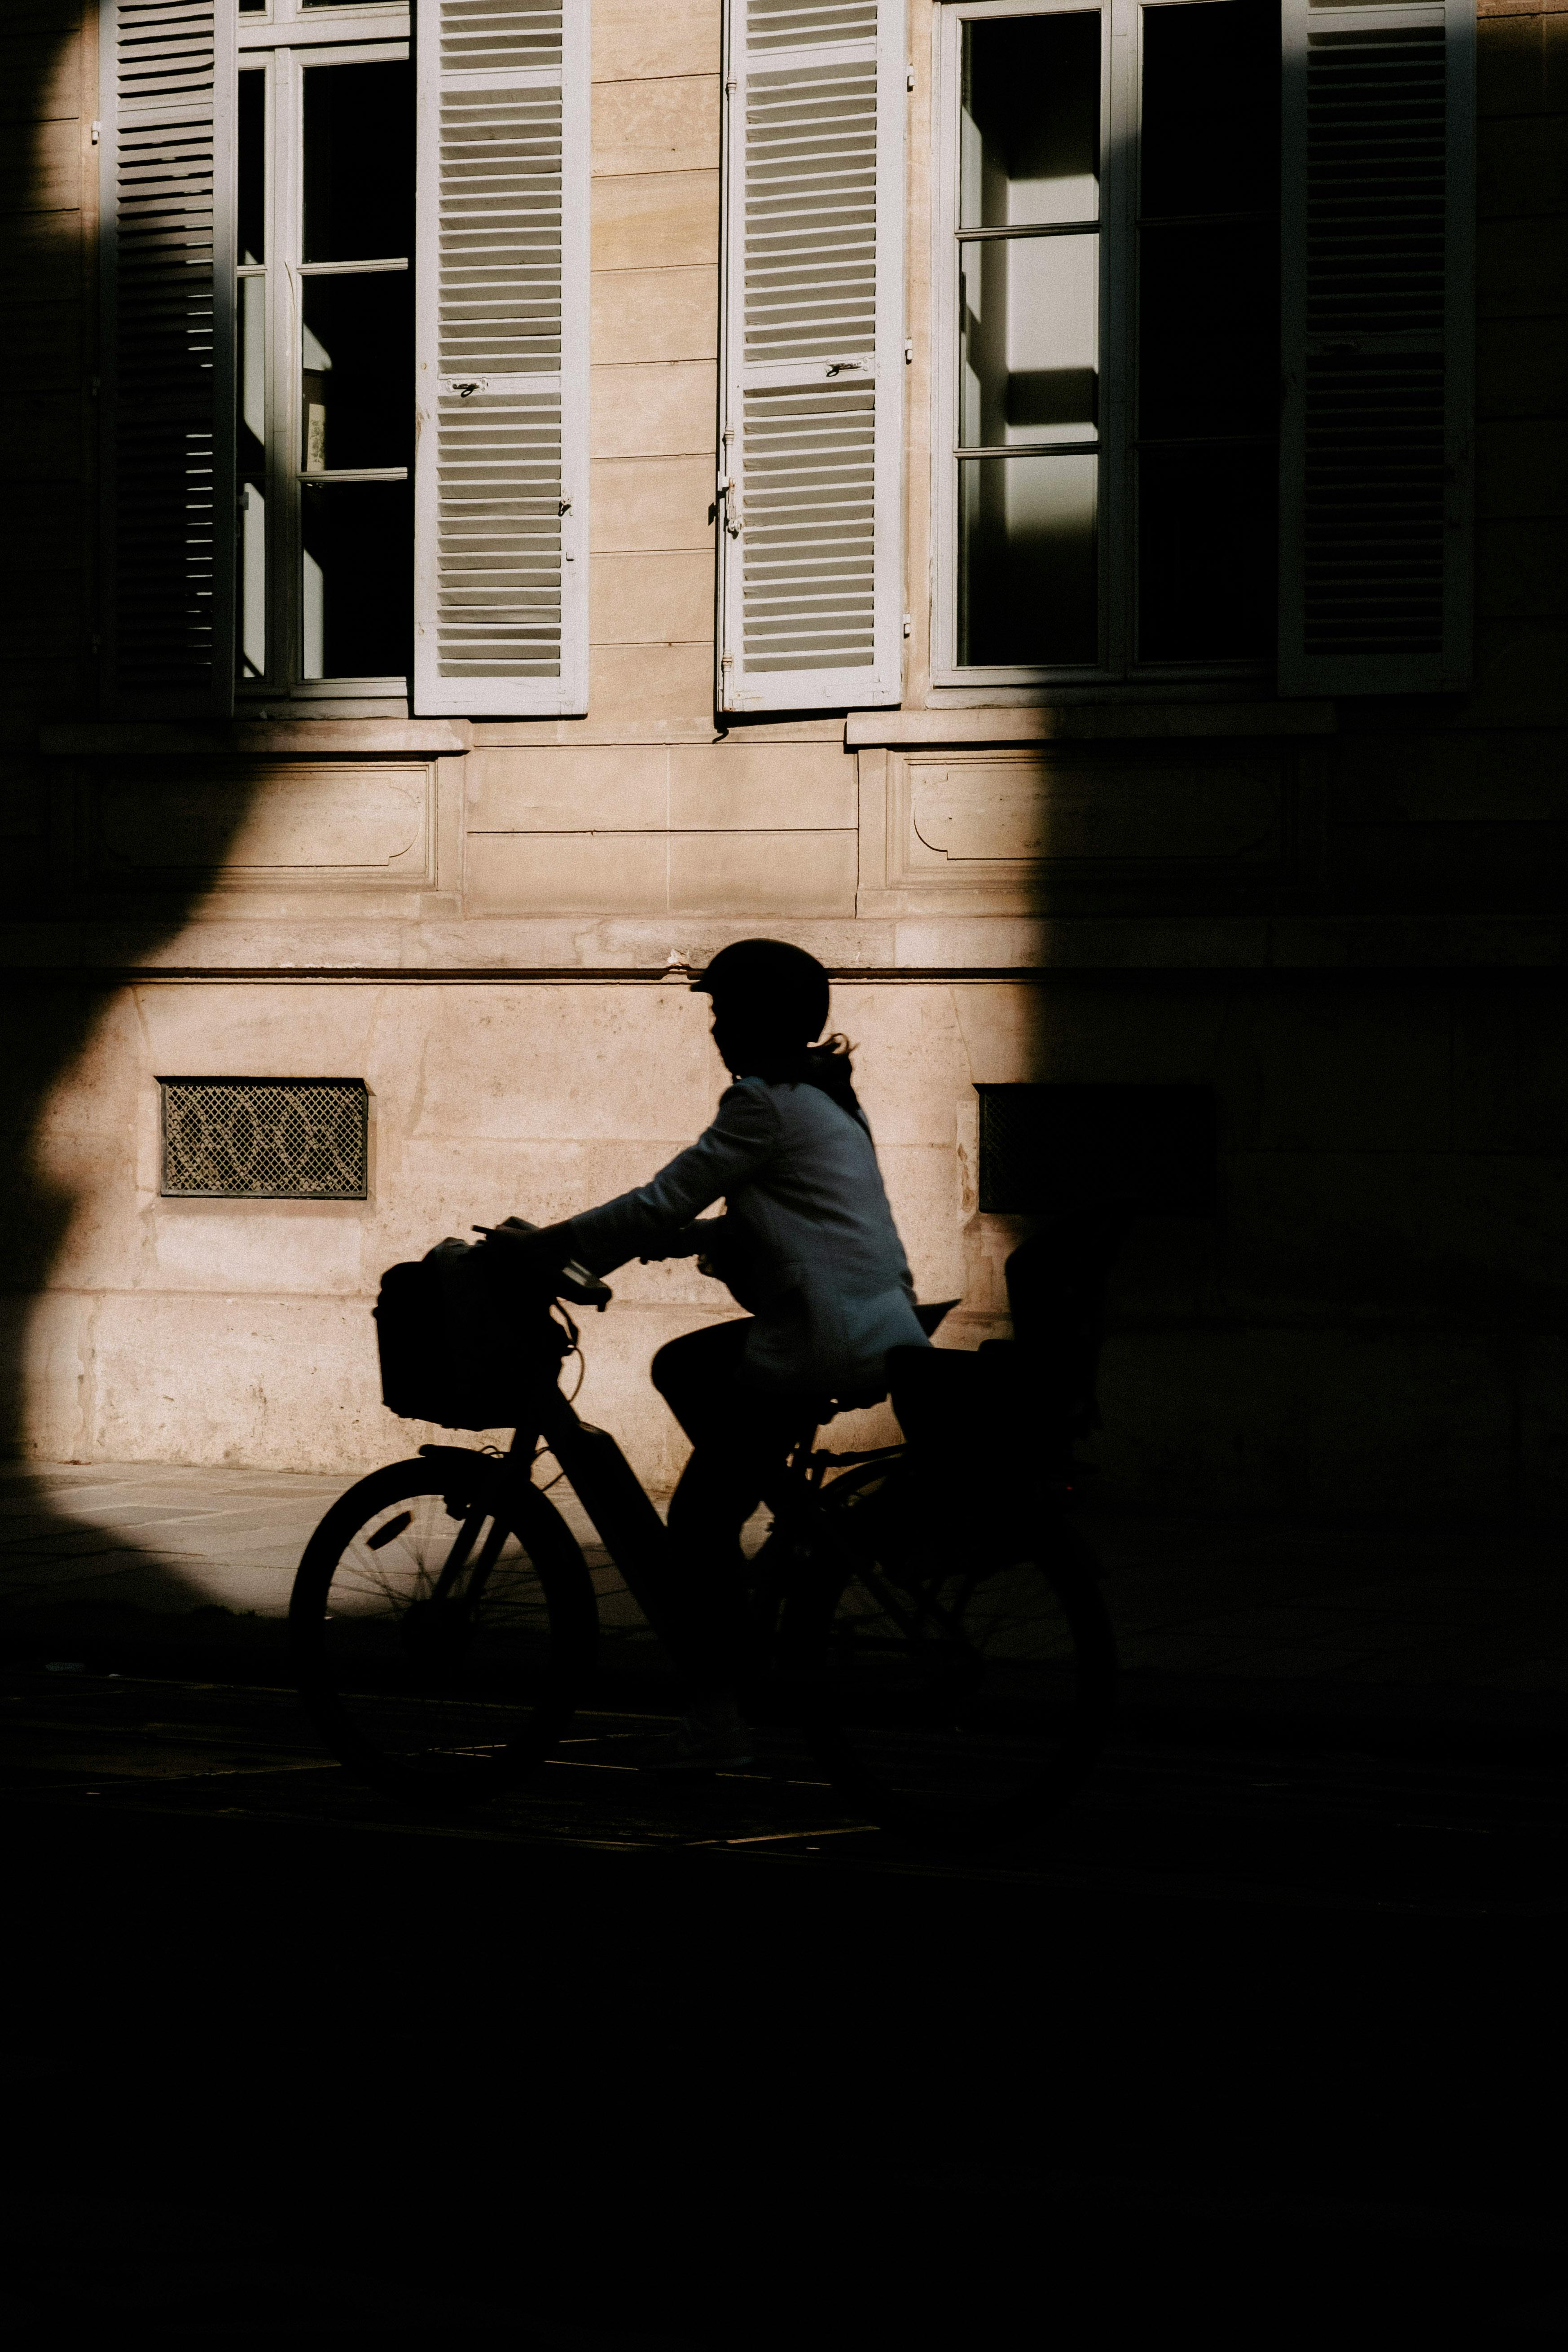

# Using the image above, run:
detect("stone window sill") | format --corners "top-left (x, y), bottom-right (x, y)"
top-left (40, 721), bottom-right (472, 757)
top-left (845, 703), bottom-right (1336, 748)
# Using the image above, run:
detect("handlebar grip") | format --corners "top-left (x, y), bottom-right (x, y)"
top-left (559, 1259), bottom-right (612, 1311)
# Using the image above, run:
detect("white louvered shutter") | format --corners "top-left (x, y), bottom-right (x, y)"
top-left (413, 0), bottom-right (588, 717)
top-left (1278, 0), bottom-right (1475, 695)
top-left (99, 0), bottom-right (236, 718)
top-left (717, 0), bottom-right (906, 712)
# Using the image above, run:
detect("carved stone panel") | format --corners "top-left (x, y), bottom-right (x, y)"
top-left (858, 743), bottom-right (1292, 917)
top-left (83, 762), bottom-right (438, 892)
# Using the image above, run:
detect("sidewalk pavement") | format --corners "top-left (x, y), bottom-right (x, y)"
top-left (2, 1459), bottom-right (1564, 1752)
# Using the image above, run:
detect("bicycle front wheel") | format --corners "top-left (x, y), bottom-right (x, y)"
top-left (290, 1455), bottom-right (597, 1800)
top-left (784, 1470), bottom-right (1116, 1847)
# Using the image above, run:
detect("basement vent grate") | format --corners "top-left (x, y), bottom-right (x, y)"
top-left (976, 1085), bottom-right (1217, 1218)
top-left (159, 1078), bottom-right (369, 1200)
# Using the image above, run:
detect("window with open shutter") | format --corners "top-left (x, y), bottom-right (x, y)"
top-left (1278, 0), bottom-right (1474, 695)
top-left (717, 0), bottom-right (907, 714)
top-left (99, 0), bottom-right (236, 718)
top-left (413, 0), bottom-right (588, 717)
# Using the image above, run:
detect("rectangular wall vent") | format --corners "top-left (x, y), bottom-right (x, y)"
top-left (976, 1085), bottom-right (1217, 1217)
top-left (159, 1078), bottom-right (369, 1199)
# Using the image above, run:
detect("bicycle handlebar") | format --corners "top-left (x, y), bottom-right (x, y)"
top-left (471, 1223), bottom-right (613, 1312)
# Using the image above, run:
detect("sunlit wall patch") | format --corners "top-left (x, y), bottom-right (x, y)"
top-left (158, 1078), bottom-right (369, 1200)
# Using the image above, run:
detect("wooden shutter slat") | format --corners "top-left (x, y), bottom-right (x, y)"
top-left (413, 0), bottom-right (587, 716)
top-left (99, 0), bottom-right (235, 718)
top-left (718, 0), bottom-right (905, 713)
top-left (1278, 0), bottom-right (1474, 695)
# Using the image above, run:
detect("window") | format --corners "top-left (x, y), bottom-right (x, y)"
top-left (933, 0), bottom-right (1474, 697)
top-left (159, 1078), bottom-right (370, 1199)
top-left (936, 0), bottom-right (1279, 685)
top-left (97, 0), bottom-right (589, 722)
top-left (237, 13), bottom-right (416, 702)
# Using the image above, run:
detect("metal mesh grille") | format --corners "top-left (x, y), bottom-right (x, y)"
top-left (160, 1079), bottom-right (369, 1199)
top-left (977, 1086), bottom-right (1217, 1217)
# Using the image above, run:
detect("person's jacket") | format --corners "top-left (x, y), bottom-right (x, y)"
top-left (566, 1074), bottom-right (930, 1395)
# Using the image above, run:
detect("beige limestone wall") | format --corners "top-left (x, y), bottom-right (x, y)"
top-left (15, 975), bottom-right (993, 1486)
top-left (4, 0), bottom-right (1565, 1530)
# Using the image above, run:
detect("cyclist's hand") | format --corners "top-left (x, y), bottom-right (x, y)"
top-left (474, 1218), bottom-right (573, 1288)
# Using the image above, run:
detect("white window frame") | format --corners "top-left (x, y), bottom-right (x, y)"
top-left (238, 0), bottom-right (413, 708)
top-left (930, 0), bottom-right (1276, 692)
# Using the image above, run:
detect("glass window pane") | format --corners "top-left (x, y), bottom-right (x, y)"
top-left (239, 483), bottom-right (266, 679)
top-left (958, 453), bottom-right (1098, 665)
top-left (960, 230), bottom-right (1098, 447)
top-left (301, 483), bottom-right (413, 679)
top-left (303, 62), bottom-right (415, 263)
top-left (1138, 446), bottom-right (1276, 660)
top-left (961, 13), bottom-right (1100, 228)
top-left (1138, 220), bottom-right (1278, 440)
top-left (1140, 0), bottom-right (1280, 222)
top-left (240, 274), bottom-right (266, 472)
top-left (237, 255), bottom-right (266, 681)
top-left (238, 70), bottom-right (264, 263)
top-left (300, 275), bottom-right (414, 473)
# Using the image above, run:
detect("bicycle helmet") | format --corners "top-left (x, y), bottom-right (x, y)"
top-left (691, 938), bottom-right (830, 1046)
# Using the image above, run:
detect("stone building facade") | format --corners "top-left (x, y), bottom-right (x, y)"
top-left (2, 0), bottom-right (1564, 1517)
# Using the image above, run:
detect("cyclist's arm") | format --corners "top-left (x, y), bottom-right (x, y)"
top-left (565, 1082), bottom-right (780, 1276)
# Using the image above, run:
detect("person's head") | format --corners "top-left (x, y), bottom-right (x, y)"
top-left (691, 939), bottom-right (831, 1076)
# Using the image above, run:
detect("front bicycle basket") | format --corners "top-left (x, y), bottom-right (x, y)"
top-left (374, 1240), bottom-right (571, 1430)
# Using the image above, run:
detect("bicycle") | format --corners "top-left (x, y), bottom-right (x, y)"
top-left (288, 1254), bottom-right (1118, 1849)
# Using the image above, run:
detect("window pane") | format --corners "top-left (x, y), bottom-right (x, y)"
top-left (239, 483), bottom-right (266, 679)
top-left (1138, 446), bottom-right (1276, 660)
top-left (1140, 0), bottom-right (1280, 222)
top-left (301, 484), bottom-right (413, 679)
top-left (301, 274), bottom-right (414, 473)
top-left (238, 70), bottom-right (264, 263)
top-left (303, 62), bottom-right (415, 263)
top-left (960, 229), bottom-right (1098, 447)
top-left (961, 14), bottom-right (1100, 227)
top-left (959, 454), bottom-right (1098, 665)
top-left (1138, 220), bottom-right (1278, 440)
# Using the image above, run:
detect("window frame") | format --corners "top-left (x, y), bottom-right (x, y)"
top-left (930, 0), bottom-right (1278, 693)
top-left (237, 0), bottom-right (413, 709)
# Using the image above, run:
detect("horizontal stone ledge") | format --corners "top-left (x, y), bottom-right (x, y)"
top-left (6, 963), bottom-right (1568, 989)
top-left (846, 703), bottom-right (1338, 748)
top-left (40, 721), bottom-right (474, 757)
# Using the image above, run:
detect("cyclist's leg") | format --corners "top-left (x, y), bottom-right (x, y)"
top-left (650, 1323), bottom-right (804, 1697)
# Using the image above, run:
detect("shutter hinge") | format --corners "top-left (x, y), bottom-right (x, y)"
top-left (903, 613), bottom-right (911, 639)
top-left (90, 119), bottom-right (101, 145)
top-left (904, 342), bottom-right (913, 365)
top-left (906, 65), bottom-right (915, 91)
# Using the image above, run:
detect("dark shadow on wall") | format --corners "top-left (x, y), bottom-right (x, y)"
top-left (0, 11), bottom-right (277, 1647)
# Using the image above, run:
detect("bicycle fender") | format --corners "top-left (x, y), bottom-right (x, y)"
top-left (417, 1443), bottom-right (493, 1478)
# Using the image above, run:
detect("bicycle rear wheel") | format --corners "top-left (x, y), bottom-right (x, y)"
top-left (290, 1455), bottom-right (597, 1800)
top-left (783, 1466), bottom-right (1115, 1847)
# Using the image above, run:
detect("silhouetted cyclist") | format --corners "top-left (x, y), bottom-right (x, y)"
top-left (481, 939), bottom-right (930, 1768)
